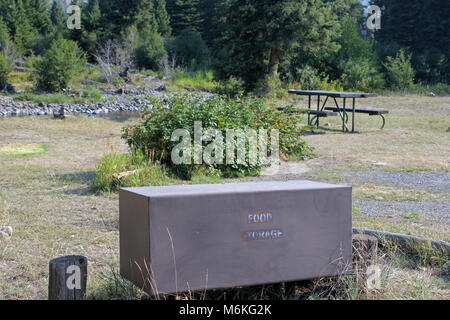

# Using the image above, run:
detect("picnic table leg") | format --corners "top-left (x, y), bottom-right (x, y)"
top-left (308, 95), bottom-right (311, 126)
top-left (352, 98), bottom-right (356, 132)
top-left (316, 95), bottom-right (320, 128)
top-left (342, 98), bottom-right (346, 132)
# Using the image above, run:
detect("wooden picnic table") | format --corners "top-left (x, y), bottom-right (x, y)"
top-left (288, 89), bottom-right (379, 132)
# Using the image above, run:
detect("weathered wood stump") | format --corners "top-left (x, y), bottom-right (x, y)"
top-left (352, 234), bottom-right (378, 295)
top-left (284, 281), bottom-right (297, 297)
top-left (352, 234), bottom-right (378, 272)
top-left (49, 255), bottom-right (87, 300)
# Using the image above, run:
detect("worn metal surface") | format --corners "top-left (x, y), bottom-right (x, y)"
top-left (120, 180), bottom-right (352, 294)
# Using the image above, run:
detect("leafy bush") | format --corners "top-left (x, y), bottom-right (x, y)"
top-left (341, 59), bottom-right (385, 92)
top-left (122, 93), bottom-right (310, 179)
top-left (215, 76), bottom-right (245, 98)
top-left (0, 52), bottom-right (11, 90)
top-left (36, 38), bottom-right (87, 91)
top-left (292, 65), bottom-right (322, 90)
top-left (168, 69), bottom-right (217, 92)
top-left (135, 31), bottom-right (166, 70)
top-left (384, 49), bottom-right (415, 91)
top-left (90, 151), bottom-right (170, 193)
top-left (320, 77), bottom-right (343, 92)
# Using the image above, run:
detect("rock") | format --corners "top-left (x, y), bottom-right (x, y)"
top-left (0, 226), bottom-right (13, 238)
top-left (375, 196), bottom-right (384, 200)
top-left (438, 261), bottom-right (450, 277)
top-left (428, 92), bottom-right (436, 97)
top-left (373, 162), bottom-right (388, 167)
top-left (5, 83), bottom-right (17, 93)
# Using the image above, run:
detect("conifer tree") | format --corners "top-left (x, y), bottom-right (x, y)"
top-left (166, 0), bottom-right (202, 35)
top-left (0, 18), bottom-right (11, 51)
top-left (12, 0), bottom-right (36, 52)
top-left (50, 0), bottom-right (67, 33)
top-left (24, 0), bottom-right (52, 35)
top-left (218, 0), bottom-right (338, 87)
top-left (154, 0), bottom-right (171, 37)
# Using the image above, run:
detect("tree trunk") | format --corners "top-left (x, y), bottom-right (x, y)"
top-left (269, 47), bottom-right (281, 78)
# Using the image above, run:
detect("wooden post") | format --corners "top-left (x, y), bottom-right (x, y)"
top-left (49, 255), bottom-right (87, 300)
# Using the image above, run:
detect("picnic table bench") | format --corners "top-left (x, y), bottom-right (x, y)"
top-left (283, 90), bottom-right (388, 132)
top-left (277, 107), bottom-right (338, 118)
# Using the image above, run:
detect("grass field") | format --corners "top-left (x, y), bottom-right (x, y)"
top-left (0, 95), bottom-right (449, 299)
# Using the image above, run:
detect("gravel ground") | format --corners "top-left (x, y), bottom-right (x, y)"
top-left (338, 170), bottom-right (450, 194)
top-left (255, 162), bottom-right (450, 221)
top-left (354, 199), bottom-right (450, 220)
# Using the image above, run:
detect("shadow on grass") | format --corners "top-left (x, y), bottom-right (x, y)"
top-left (54, 171), bottom-right (96, 196)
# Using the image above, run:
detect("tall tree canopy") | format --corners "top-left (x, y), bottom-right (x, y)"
top-left (217, 0), bottom-right (339, 87)
top-left (167, 0), bottom-right (203, 35)
top-left (372, 0), bottom-right (450, 83)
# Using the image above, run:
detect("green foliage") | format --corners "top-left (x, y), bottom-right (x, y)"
top-left (14, 90), bottom-right (103, 104)
top-left (217, 0), bottom-right (339, 88)
top-left (330, 17), bottom-right (385, 92)
top-left (36, 38), bottom-right (87, 91)
top-left (372, 0), bottom-right (450, 84)
top-left (341, 59), bottom-right (385, 91)
top-left (12, 0), bottom-right (36, 52)
top-left (319, 77), bottom-right (344, 92)
top-left (214, 76), bottom-right (245, 98)
top-left (0, 18), bottom-right (10, 51)
top-left (154, 0), bottom-right (171, 37)
top-left (25, 0), bottom-right (51, 35)
top-left (167, 0), bottom-right (202, 36)
top-left (49, 0), bottom-right (66, 32)
top-left (90, 150), bottom-right (170, 193)
top-left (292, 65), bottom-right (322, 90)
top-left (0, 52), bottom-right (11, 89)
top-left (122, 93), bottom-right (310, 179)
top-left (169, 28), bottom-right (209, 69)
top-left (384, 49), bottom-right (415, 91)
top-left (135, 31), bottom-right (167, 70)
top-left (134, 0), bottom-right (158, 31)
top-left (168, 69), bottom-right (217, 91)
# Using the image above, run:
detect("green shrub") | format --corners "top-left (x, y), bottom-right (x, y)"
top-left (135, 31), bottom-right (166, 70)
top-left (293, 65), bottom-right (322, 90)
top-left (90, 151), bottom-right (170, 193)
top-left (341, 59), bottom-right (385, 92)
top-left (122, 93), bottom-right (311, 179)
top-left (0, 52), bottom-right (11, 89)
top-left (215, 76), bottom-right (245, 98)
top-left (168, 69), bottom-right (217, 92)
top-left (384, 49), bottom-right (415, 91)
top-left (319, 77), bottom-right (343, 92)
top-left (36, 38), bottom-right (87, 91)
